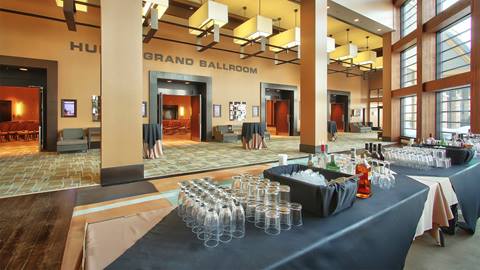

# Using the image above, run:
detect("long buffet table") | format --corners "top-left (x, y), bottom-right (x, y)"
top-left (84, 159), bottom-right (480, 270)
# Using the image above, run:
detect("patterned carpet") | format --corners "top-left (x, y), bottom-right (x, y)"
top-left (0, 132), bottom-right (389, 198)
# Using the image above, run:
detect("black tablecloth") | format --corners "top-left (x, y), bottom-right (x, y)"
top-left (241, 122), bottom-right (265, 142)
top-left (107, 175), bottom-right (428, 270)
top-left (143, 123), bottom-right (162, 149)
top-left (391, 159), bottom-right (480, 234)
top-left (328, 121), bottom-right (337, 135)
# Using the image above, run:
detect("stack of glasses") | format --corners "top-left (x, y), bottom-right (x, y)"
top-left (231, 173), bottom-right (303, 236)
top-left (384, 147), bottom-right (451, 169)
top-left (177, 178), bottom-right (246, 248)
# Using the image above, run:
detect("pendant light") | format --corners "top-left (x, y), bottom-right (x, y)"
top-left (269, 9), bottom-right (300, 52)
top-left (353, 36), bottom-right (377, 65)
top-left (188, 0), bottom-right (229, 36)
top-left (327, 35), bottom-right (336, 53)
top-left (373, 56), bottom-right (383, 69)
top-left (55, 0), bottom-right (88, 12)
top-left (329, 29), bottom-right (358, 60)
top-left (142, 0), bottom-right (169, 24)
top-left (234, 0), bottom-right (273, 45)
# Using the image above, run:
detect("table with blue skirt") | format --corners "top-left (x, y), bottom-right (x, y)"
top-left (241, 122), bottom-right (267, 150)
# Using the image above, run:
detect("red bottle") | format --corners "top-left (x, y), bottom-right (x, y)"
top-left (355, 155), bottom-right (372, 198)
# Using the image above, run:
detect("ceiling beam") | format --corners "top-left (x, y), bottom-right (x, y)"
top-left (63, 0), bottom-right (76, 31)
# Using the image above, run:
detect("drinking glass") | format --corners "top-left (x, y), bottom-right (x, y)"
top-left (255, 204), bottom-right (268, 229)
top-left (264, 210), bottom-right (281, 235)
top-left (279, 203), bottom-right (291, 231)
top-left (232, 201), bottom-right (245, 239)
top-left (195, 203), bottom-right (208, 240)
top-left (177, 187), bottom-right (187, 217)
top-left (203, 208), bottom-right (220, 248)
top-left (264, 187), bottom-right (279, 206)
top-left (290, 203), bottom-right (303, 226)
top-left (247, 181), bottom-right (258, 200)
top-left (183, 194), bottom-right (196, 226)
top-left (190, 198), bottom-right (202, 232)
top-left (231, 175), bottom-right (242, 190)
top-left (279, 185), bottom-right (290, 203)
top-left (218, 205), bottom-right (233, 243)
top-left (255, 184), bottom-right (267, 203)
top-left (246, 200), bottom-right (257, 223)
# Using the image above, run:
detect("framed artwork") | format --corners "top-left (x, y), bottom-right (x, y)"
top-left (213, 104), bottom-right (221, 118)
top-left (61, 99), bottom-right (77, 118)
top-left (91, 95), bottom-right (101, 122)
top-left (229, 101), bottom-right (247, 121)
top-left (142, 101), bottom-right (147, 118)
top-left (351, 108), bottom-right (361, 117)
top-left (252, 106), bottom-right (260, 117)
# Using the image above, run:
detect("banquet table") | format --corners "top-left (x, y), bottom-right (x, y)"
top-left (391, 158), bottom-right (480, 234)
top-left (241, 122), bottom-right (267, 150)
top-left (106, 174), bottom-right (428, 270)
top-left (143, 123), bottom-right (163, 158)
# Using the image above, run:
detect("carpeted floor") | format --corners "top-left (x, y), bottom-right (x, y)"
top-left (0, 132), bottom-right (388, 198)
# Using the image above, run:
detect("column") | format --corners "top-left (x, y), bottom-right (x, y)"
top-left (471, 0), bottom-right (480, 133)
top-left (299, 0), bottom-right (328, 153)
top-left (100, 0), bottom-right (144, 185)
top-left (382, 32), bottom-right (393, 141)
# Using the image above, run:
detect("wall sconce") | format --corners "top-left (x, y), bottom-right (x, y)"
top-left (179, 106), bottom-right (185, 117)
top-left (15, 102), bottom-right (24, 117)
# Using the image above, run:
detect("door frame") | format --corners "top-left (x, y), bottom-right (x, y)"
top-left (0, 55), bottom-right (57, 151)
top-left (149, 71), bottom-right (212, 141)
top-left (260, 82), bottom-right (299, 136)
top-left (328, 90), bottom-right (351, 132)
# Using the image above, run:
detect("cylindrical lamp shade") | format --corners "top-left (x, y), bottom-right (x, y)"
top-left (234, 15), bottom-right (273, 45)
top-left (154, 0), bottom-right (169, 18)
top-left (329, 43), bottom-right (358, 60)
top-left (352, 50), bottom-right (377, 65)
top-left (269, 27), bottom-right (300, 52)
top-left (327, 37), bottom-right (336, 53)
top-left (188, 0), bottom-right (228, 36)
top-left (374, 56), bottom-right (383, 69)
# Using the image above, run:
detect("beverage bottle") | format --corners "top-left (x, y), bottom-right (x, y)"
top-left (317, 145), bottom-right (328, 169)
top-left (307, 154), bottom-right (314, 168)
top-left (326, 154), bottom-right (340, 172)
top-left (377, 144), bottom-right (385, 161)
top-left (355, 154), bottom-right (372, 198)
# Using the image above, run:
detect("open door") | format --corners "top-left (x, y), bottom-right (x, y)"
top-left (191, 95), bottom-right (201, 141)
top-left (275, 100), bottom-right (290, 135)
top-left (331, 103), bottom-right (344, 132)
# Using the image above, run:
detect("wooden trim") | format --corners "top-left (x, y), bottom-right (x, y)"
top-left (393, 0), bottom-right (408, 8)
top-left (392, 31), bottom-right (417, 53)
top-left (370, 97), bottom-right (382, 103)
top-left (471, 0), bottom-right (480, 133)
top-left (424, 0), bottom-right (471, 33)
top-left (423, 72), bottom-right (472, 92)
top-left (391, 85), bottom-right (419, 97)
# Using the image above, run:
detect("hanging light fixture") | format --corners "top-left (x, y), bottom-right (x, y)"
top-left (352, 36), bottom-right (377, 65)
top-left (329, 29), bottom-right (358, 60)
top-left (373, 56), bottom-right (383, 69)
top-left (188, 0), bottom-right (229, 36)
top-left (234, 0), bottom-right (273, 45)
top-left (55, 0), bottom-right (88, 12)
top-left (142, 0), bottom-right (169, 24)
top-left (327, 35), bottom-right (336, 53)
top-left (269, 9), bottom-right (300, 52)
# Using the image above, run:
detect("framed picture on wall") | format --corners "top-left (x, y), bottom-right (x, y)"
top-left (61, 99), bottom-right (77, 118)
top-left (142, 101), bottom-right (147, 118)
top-left (213, 104), bottom-right (221, 118)
top-left (229, 101), bottom-right (247, 121)
top-left (252, 106), bottom-right (260, 117)
top-left (91, 95), bottom-right (101, 122)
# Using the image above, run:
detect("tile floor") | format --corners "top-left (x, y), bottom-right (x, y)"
top-left (0, 132), bottom-right (388, 198)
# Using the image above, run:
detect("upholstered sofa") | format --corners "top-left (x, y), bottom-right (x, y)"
top-left (57, 128), bottom-right (88, 153)
top-left (213, 125), bottom-right (242, 143)
top-left (349, 122), bottom-right (372, 133)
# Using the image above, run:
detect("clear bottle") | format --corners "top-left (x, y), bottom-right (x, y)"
top-left (317, 145), bottom-right (328, 169)
top-left (377, 144), bottom-right (385, 161)
top-left (355, 154), bottom-right (372, 198)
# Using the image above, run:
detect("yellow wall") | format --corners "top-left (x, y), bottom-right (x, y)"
top-left (0, 1), bottom-right (373, 133)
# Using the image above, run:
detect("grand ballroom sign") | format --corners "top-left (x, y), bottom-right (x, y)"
top-left (69, 41), bottom-right (258, 75)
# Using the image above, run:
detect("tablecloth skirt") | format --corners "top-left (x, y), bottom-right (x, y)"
top-left (242, 133), bottom-right (267, 150)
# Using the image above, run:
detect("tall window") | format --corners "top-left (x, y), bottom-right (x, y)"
top-left (436, 86), bottom-right (471, 139)
top-left (436, 0), bottom-right (460, 14)
top-left (400, 45), bottom-right (417, 87)
top-left (436, 15), bottom-right (471, 79)
top-left (401, 0), bottom-right (417, 37)
top-left (401, 96), bottom-right (417, 138)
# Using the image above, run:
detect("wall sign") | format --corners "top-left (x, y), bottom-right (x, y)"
top-left (69, 41), bottom-right (258, 75)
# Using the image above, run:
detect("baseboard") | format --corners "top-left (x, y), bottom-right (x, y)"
top-left (101, 164), bottom-right (145, 186)
top-left (299, 144), bottom-right (321, 154)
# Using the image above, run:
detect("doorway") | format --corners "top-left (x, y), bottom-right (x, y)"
top-left (0, 64), bottom-right (47, 153)
top-left (157, 80), bottom-right (207, 142)
top-left (329, 92), bottom-right (350, 132)
top-left (330, 103), bottom-right (345, 132)
top-left (264, 87), bottom-right (297, 136)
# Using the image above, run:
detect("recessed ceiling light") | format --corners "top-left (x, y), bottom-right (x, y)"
top-left (19, 68), bottom-right (28, 71)
top-left (167, 80), bottom-right (172, 83)
top-left (189, 6), bottom-right (194, 10)
top-left (354, 18), bottom-right (359, 22)
top-left (377, 28), bottom-right (382, 32)
top-left (327, 6), bottom-right (330, 9)
top-left (185, 81), bottom-right (190, 84)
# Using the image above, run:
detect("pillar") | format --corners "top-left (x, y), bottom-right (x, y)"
top-left (471, 0), bottom-right (480, 133)
top-left (100, 0), bottom-right (143, 185)
top-left (299, 0), bottom-right (328, 153)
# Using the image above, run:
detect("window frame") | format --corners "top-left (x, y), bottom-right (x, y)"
top-left (400, 95), bottom-right (417, 139)
top-left (400, 0), bottom-right (417, 38)
top-left (435, 86), bottom-right (471, 139)
top-left (400, 45), bottom-right (417, 88)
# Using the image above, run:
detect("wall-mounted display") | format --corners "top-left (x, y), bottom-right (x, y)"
top-left (142, 101), bottom-right (148, 118)
top-left (213, 104), bottom-right (221, 118)
top-left (92, 95), bottom-right (101, 122)
top-left (61, 99), bottom-right (77, 118)
top-left (252, 105), bottom-right (260, 117)
top-left (229, 101), bottom-right (247, 121)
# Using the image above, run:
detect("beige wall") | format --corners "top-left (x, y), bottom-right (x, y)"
top-left (1, 1), bottom-right (373, 135)
top-left (0, 86), bottom-right (40, 122)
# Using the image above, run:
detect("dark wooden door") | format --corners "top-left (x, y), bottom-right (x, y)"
top-left (275, 100), bottom-right (290, 135)
top-left (191, 95), bottom-right (201, 141)
top-left (0, 100), bottom-right (12, 122)
top-left (331, 103), bottom-right (344, 132)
